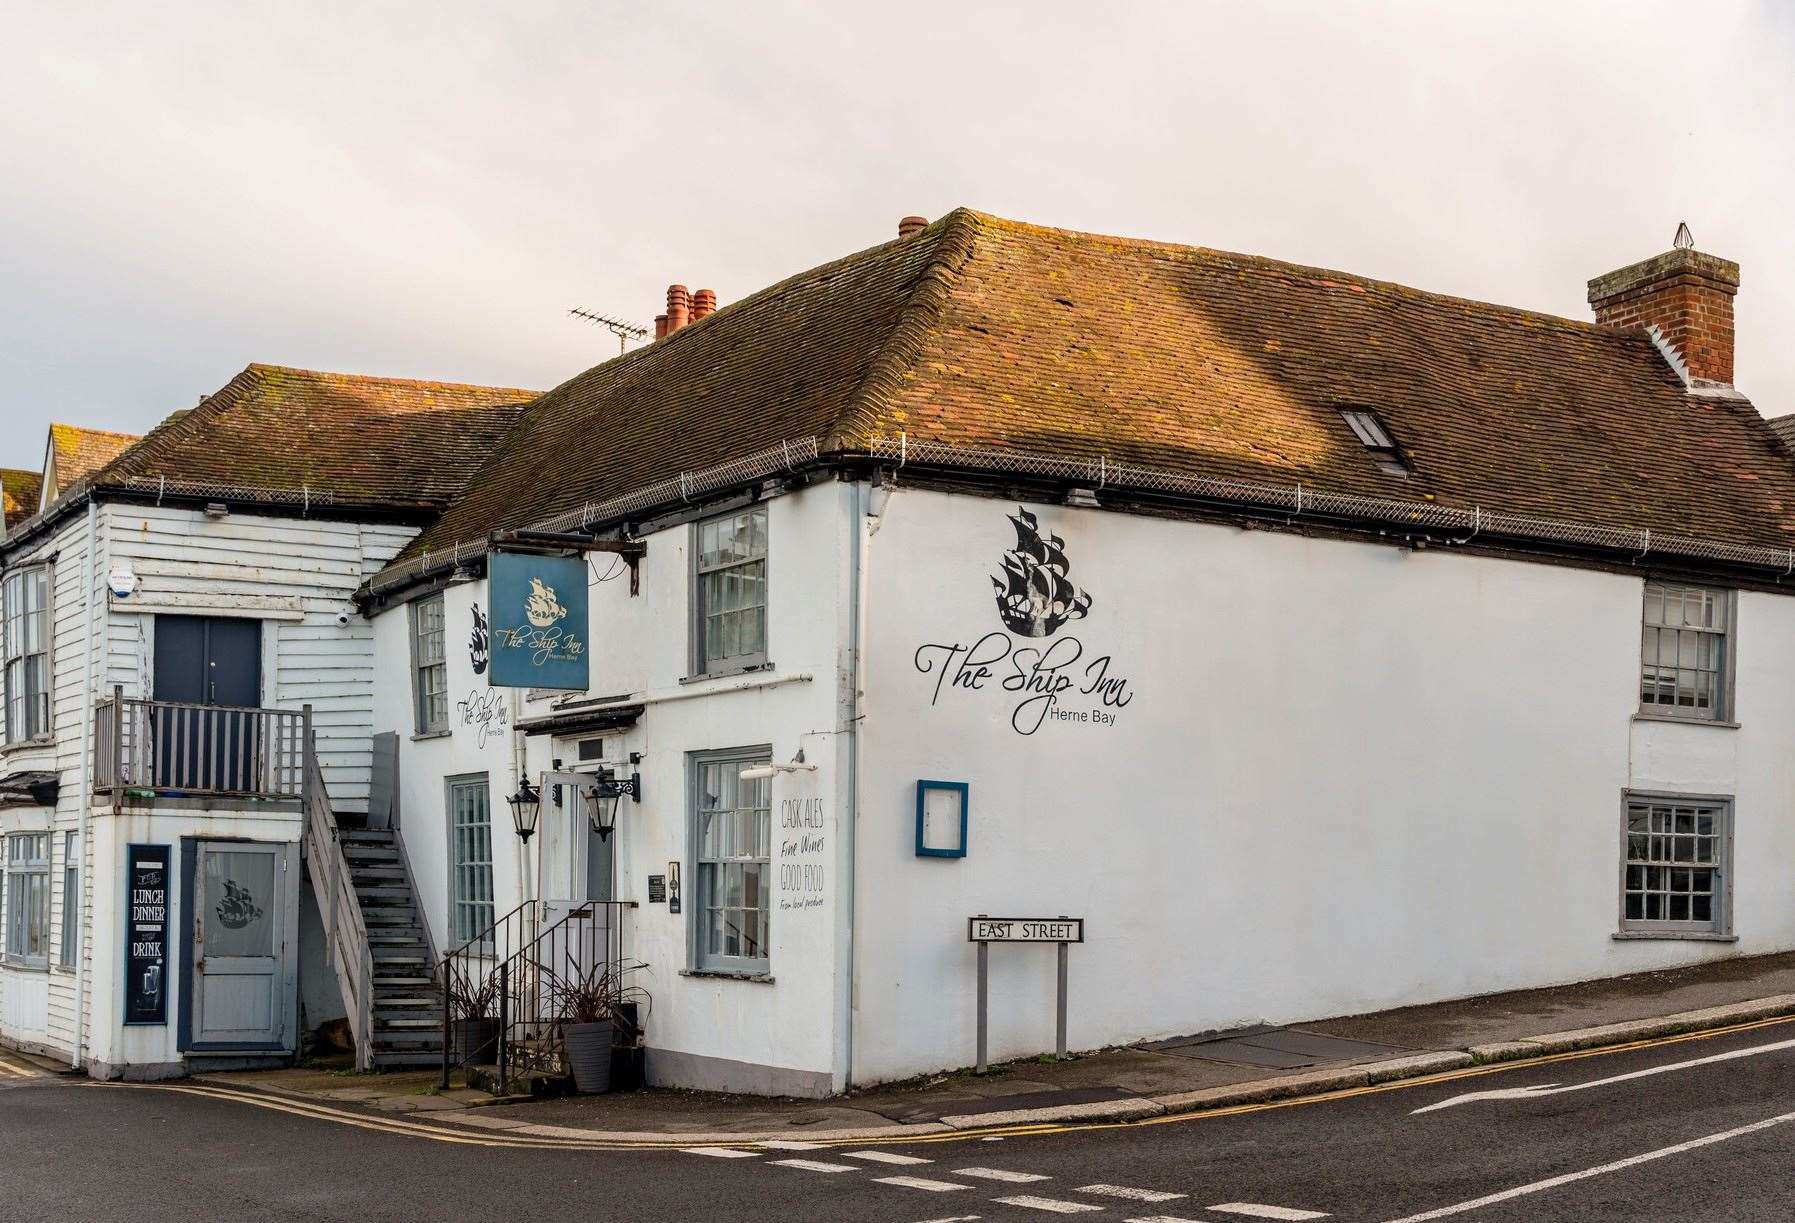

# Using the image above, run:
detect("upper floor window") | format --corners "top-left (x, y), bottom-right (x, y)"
top-left (692, 506), bottom-right (768, 676)
top-left (2, 565), bottom-right (51, 744)
top-left (410, 594), bottom-right (448, 735)
top-left (1640, 582), bottom-right (1732, 722)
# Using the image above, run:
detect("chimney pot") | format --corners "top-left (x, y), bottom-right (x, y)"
top-left (898, 215), bottom-right (928, 239)
top-left (691, 288), bottom-right (717, 321)
top-left (665, 284), bottom-right (691, 333)
top-left (1588, 242), bottom-right (1740, 387)
top-left (654, 313), bottom-right (668, 341)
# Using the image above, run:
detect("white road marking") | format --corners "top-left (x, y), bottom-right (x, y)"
top-left (680, 1146), bottom-right (760, 1158)
top-left (1076, 1184), bottom-right (1187, 1202)
top-left (912, 1216), bottom-right (981, 1222)
top-left (954, 1166), bottom-right (1051, 1183)
top-left (876, 1175), bottom-right (974, 1192)
top-left (847, 1150), bottom-right (936, 1165)
top-left (757, 1139), bottom-right (828, 1149)
top-left (1411, 1034), bottom-right (1795, 1113)
top-left (1124, 1217), bottom-right (1208, 1223)
top-left (1381, 1107), bottom-right (1795, 1221)
top-left (993, 1195), bottom-right (1105, 1214)
top-left (768, 1158), bottom-right (859, 1173)
top-left (1210, 1205), bottom-right (1331, 1220)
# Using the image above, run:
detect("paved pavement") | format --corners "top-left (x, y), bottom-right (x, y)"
top-left (10, 1015), bottom-right (1795, 1220)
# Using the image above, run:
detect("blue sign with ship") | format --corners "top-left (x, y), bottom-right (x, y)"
top-left (488, 551), bottom-right (589, 690)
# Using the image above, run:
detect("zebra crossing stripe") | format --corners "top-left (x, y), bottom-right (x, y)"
top-left (845, 1150), bottom-right (935, 1165)
top-left (1209, 1205), bottom-right (1331, 1220)
top-left (954, 1167), bottom-right (1051, 1183)
top-left (681, 1146), bottom-right (759, 1158)
top-left (992, 1195), bottom-right (1104, 1214)
top-left (768, 1158), bottom-right (859, 1173)
top-left (1077, 1183), bottom-right (1186, 1202)
top-left (874, 1176), bottom-right (972, 1192)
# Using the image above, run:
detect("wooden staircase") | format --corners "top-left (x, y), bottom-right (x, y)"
top-left (339, 829), bottom-right (443, 1070)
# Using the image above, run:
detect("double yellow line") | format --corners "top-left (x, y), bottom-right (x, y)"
top-left (94, 1012), bottom-right (1795, 1153)
top-left (0, 1053), bottom-right (41, 1079)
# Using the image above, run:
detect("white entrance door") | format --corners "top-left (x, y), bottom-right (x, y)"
top-left (192, 842), bottom-right (295, 1048)
top-left (537, 770), bottom-right (616, 983)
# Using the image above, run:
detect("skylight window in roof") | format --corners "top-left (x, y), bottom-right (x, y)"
top-left (1338, 408), bottom-right (1408, 476)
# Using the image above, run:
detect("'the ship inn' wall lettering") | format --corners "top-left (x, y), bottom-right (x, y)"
top-left (913, 507), bottom-right (1135, 736)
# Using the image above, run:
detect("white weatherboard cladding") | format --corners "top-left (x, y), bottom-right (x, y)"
top-left (850, 487), bottom-right (1795, 1085)
top-left (374, 482), bottom-right (852, 1094)
top-left (103, 505), bottom-right (413, 804)
top-left (1, 501), bottom-right (415, 1067)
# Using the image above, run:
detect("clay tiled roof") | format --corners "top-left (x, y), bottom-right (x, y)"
top-left (1767, 414), bottom-right (1795, 456)
top-left (48, 424), bottom-right (140, 495)
top-left (398, 208), bottom-right (1795, 566)
top-left (1, 468), bottom-right (41, 530)
top-left (92, 364), bottom-right (536, 512)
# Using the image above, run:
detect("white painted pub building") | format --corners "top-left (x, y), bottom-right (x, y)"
top-left (9, 211), bottom-right (1795, 1096)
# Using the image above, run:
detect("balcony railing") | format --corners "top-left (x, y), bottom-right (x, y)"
top-left (94, 686), bottom-right (309, 801)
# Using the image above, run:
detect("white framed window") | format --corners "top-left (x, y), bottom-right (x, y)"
top-left (2, 564), bottom-right (52, 744)
top-left (690, 747), bottom-right (771, 974)
top-left (5, 832), bottom-right (50, 967)
top-left (1338, 408), bottom-right (1408, 476)
top-left (1640, 582), bottom-right (1733, 722)
top-left (410, 594), bottom-right (448, 734)
top-left (1621, 793), bottom-right (1732, 937)
top-left (447, 774), bottom-right (494, 946)
top-left (691, 506), bottom-right (768, 676)
top-left (59, 830), bottom-right (78, 969)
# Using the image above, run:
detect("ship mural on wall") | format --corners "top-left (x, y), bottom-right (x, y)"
top-left (992, 507), bottom-right (1093, 637)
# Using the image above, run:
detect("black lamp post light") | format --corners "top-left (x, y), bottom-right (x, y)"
top-left (583, 766), bottom-right (642, 841)
top-left (507, 778), bottom-right (543, 843)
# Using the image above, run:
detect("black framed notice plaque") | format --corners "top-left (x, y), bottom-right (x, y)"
top-left (124, 844), bottom-right (170, 1025)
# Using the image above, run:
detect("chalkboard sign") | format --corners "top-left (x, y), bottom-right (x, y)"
top-left (124, 845), bottom-right (170, 1025)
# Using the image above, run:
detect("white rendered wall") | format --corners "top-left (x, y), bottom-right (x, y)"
top-left (374, 482), bottom-right (853, 1095)
top-left (850, 488), bottom-right (1795, 1085)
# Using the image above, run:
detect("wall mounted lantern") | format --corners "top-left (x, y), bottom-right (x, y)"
top-left (584, 760), bottom-right (642, 841)
top-left (506, 779), bottom-right (543, 842)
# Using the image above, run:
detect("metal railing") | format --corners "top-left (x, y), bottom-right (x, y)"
top-left (439, 899), bottom-right (642, 1092)
top-left (301, 726), bottom-right (376, 1071)
top-left (93, 686), bottom-right (308, 800)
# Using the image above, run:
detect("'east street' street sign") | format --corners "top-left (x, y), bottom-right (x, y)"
top-left (968, 916), bottom-right (1084, 943)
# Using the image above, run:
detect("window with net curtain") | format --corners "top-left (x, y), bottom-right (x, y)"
top-left (692, 749), bottom-right (771, 973)
top-left (5, 833), bottom-right (50, 967)
top-left (694, 507), bottom-right (767, 675)
top-left (2, 566), bottom-right (51, 745)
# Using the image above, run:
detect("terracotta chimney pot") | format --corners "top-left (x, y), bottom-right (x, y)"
top-left (666, 283), bottom-right (691, 333)
top-left (691, 288), bottom-right (717, 321)
top-left (654, 314), bottom-right (668, 341)
top-left (898, 215), bottom-right (928, 239)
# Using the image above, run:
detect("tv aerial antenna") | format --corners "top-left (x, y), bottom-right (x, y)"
top-left (569, 308), bottom-right (649, 355)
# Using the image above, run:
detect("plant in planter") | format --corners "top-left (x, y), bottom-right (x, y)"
top-left (544, 960), bottom-right (648, 1094)
top-left (446, 961), bottom-right (503, 1067)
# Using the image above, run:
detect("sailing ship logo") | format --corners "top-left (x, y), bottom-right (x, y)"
top-left (523, 577), bottom-right (568, 629)
top-left (469, 604), bottom-right (490, 675)
top-left (216, 880), bottom-right (263, 931)
top-left (991, 507), bottom-right (1093, 638)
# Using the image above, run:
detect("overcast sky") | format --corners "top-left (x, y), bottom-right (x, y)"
top-left (2, 1), bottom-right (1791, 471)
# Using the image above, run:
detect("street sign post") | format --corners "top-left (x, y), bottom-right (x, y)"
top-left (967, 914), bottom-right (1084, 1073)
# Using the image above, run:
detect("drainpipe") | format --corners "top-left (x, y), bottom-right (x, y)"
top-left (839, 478), bottom-right (869, 1089)
top-left (72, 499), bottom-right (97, 1071)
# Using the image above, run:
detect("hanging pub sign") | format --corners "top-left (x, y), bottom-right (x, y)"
top-left (487, 551), bottom-right (589, 690)
top-left (124, 844), bottom-right (170, 1025)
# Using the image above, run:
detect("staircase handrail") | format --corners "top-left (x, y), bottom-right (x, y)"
top-left (300, 719), bottom-right (375, 1071)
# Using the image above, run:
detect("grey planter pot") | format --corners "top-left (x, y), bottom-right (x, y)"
top-left (564, 1020), bottom-right (614, 1094)
top-left (453, 1017), bottom-right (501, 1067)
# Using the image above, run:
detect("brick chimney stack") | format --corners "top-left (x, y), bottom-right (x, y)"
top-left (1588, 229), bottom-right (1740, 388)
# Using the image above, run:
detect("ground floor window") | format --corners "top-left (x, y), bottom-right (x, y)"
top-left (690, 747), bottom-right (771, 974)
top-left (59, 831), bottom-right (78, 968)
top-left (1622, 793), bottom-right (1730, 936)
top-left (448, 775), bottom-right (495, 946)
top-left (5, 832), bottom-right (50, 967)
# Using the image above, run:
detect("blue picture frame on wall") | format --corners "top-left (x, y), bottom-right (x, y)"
top-left (915, 780), bottom-right (969, 858)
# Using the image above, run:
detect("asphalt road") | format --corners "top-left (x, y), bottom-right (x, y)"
top-left (7, 1017), bottom-right (1795, 1222)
